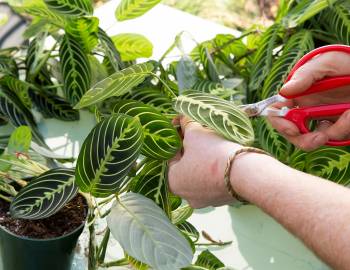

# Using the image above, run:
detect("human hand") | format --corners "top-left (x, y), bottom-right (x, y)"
top-left (268, 51), bottom-right (350, 151)
top-left (168, 116), bottom-right (241, 208)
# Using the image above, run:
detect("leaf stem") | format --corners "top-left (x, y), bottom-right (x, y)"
top-left (97, 228), bottom-right (110, 264)
top-left (151, 73), bottom-right (177, 99)
top-left (0, 193), bottom-right (11, 203)
top-left (195, 241), bottom-right (232, 246)
top-left (99, 258), bottom-right (128, 268)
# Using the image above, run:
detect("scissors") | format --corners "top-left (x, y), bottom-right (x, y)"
top-left (240, 45), bottom-right (350, 147)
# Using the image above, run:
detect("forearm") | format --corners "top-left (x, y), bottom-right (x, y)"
top-left (231, 153), bottom-right (350, 270)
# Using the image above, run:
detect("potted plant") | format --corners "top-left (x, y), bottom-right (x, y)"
top-left (1, 0), bottom-right (350, 269)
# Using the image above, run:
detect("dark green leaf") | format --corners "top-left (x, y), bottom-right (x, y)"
top-left (75, 114), bottom-right (144, 197)
top-left (60, 34), bottom-right (92, 106)
top-left (0, 76), bottom-right (31, 108)
top-left (0, 55), bottom-right (18, 78)
top-left (177, 221), bottom-right (199, 242)
top-left (130, 160), bottom-right (171, 216)
top-left (115, 0), bottom-right (162, 21)
top-left (75, 62), bottom-right (154, 109)
top-left (113, 100), bottom-right (181, 160)
top-left (195, 250), bottom-right (225, 270)
top-left (10, 168), bottom-right (78, 219)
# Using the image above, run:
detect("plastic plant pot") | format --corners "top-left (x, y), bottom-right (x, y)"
top-left (0, 209), bottom-right (86, 270)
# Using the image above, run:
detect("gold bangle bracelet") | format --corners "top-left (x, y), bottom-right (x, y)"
top-left (224, 147), bottom-right (269, 204)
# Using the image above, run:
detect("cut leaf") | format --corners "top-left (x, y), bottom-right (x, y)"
top-left (75, 115), bottom-right (143, 197)
top-left (115, 0), bottom-right (161, 21)
top-left (10, 168), bottom-right (78, 220)
top-left (113, 100), bottom-right (181, 160)
top-left (75, 62), bottom-right (154, 109)
top-left (173, 91), bottom-right (254, 145)
top-left (60, 34), bottom-right (92, 106)
top-left (112, 33), bottom-right (153, 61)
top-left (107, 192), bottom-right (193, 270)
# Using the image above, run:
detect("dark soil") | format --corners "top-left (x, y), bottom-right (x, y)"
top-left (0, 194), bottom-right (87, 239)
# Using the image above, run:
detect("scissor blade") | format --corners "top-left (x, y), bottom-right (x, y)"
top-left (240, 95), bottom-right (287, 117)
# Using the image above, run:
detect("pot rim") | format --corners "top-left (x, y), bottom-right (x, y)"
top-left (0, 196), bottom-right (88, 242)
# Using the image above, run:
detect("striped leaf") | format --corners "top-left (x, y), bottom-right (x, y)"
top-left (248, 23), bottom-right (283, 101)
top-left (0, 86), bottom-right (47, 147)
top-left (44, 0), bottom-right (93, 16)
top-left (195, 250), bottom-right (225, 270)
top-left (60, 34), bottom-right (92, 106)
top-left (320, 1), bottom-right (350, 45)
top-left (29, 89), bottom-right (80, 121)
top-left (65, 17), bottom-right (99, 53)
top-left (115, 0), bottom-right (161, 21)
top-left (192, 80), bottom-right (222, 93)
top-left (261, 30), bottom-right (314, 99)
top-left (172, 205), bottom-right (193, 225)
top-left (75, 62), bottom-right (154, 109)
top-left (98, 28), bottom-right (124, 73)
top-left (173, 91), bottom-right (254, 145)
top-left (177, 221), bottom-right (199, 242)
top-left (10, 168), bottom-right (78, 220)
top-left (112, 33), bottom-right (153, 61)
top-left (0, 76), bottom-right (32, 108)
top-left (291, 147), bottom-right (350, 186)
top-left (113, 100), bottom-right (181, 160)
top-left (283, 0), bottom-right (337, 28)
top-left (75, 115), bottom-right (144, 197)
top-left (107, 192), bottom-right (193, 269)
top-left (8, 0), bottom-right (65, 26)
top-left (0, 55), bottom-right (18, 78)
top-left (130, 160), bottom-right (171, 216)
top-left (255, 118), bottom-right (293, 163)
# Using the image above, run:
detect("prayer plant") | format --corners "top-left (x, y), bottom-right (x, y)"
top-left (0, 0), bottom-right (350, 269)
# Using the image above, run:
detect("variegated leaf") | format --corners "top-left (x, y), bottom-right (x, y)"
top-left (75, 62), bottom-right (154, 109)
top-left (113, 100), bottom-right (181, 160)
top-left (29, 89), bottom-right (79, 121)
top-left (0, 75), bottom-right (32, 108)
top-left (112, 33), bottom-right (153, 61)
top-left (60, 34), bottom-right (92, 106)
top-left (0, 55), bottom-right (18, 78)
top-left (115, 0), bottom-right (162, 21)
top-left (173, 91), bottom-right (254, 145)
top-left (177, 221), bottom-right (199, 242)
top-left (107, 192), bottom-right (193, 270)
top-left (10, 168), bottom-right (78, 220)
top-left (75, 114), bottom-right (144, 197)
top-left (172, 204), bottom-right (193, 225)
top-left (195, 250), bottom-right (225, 270)
top-left (130, 160), bottom-right (171, 216)
top-left (44, 0), bottom-right (93, 16)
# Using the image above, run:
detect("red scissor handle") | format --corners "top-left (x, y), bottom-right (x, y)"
top-left (280, 45), bottom-right (350, 146)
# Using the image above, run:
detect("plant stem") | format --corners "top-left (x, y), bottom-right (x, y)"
top-left (99, 258), bottom-right (128, 268)
top-left (151, 73), bottom-right (177, 99)
top-left (86, 196), bottom-right (98, 270)
top-left (211, 30), bottom-right (258, 54)
top-left (97, 228), bottom-right (110, 264)
top-left (0, 193), bottom-right (11, 203)
top-left (195, 240), bottom-right (232, 246)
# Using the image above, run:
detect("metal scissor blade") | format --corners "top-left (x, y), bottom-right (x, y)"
top-left (240, 94), bottom-right (287, 117)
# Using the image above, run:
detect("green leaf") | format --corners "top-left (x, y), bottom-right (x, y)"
top-left (0, 86), bottom-right (47, 147)
top-left (176, 56), bottom-right (198, 92)
top-left (115, 0), bottom-right (162, 21)
top-left (22, 18), bottom-right (53, 39)
top-left (0, 55), bottom-right (18, 78)
top-left (0, 13), bottom-right (8, 26)
top-left (8, 0), bottom-right (65, 26)
top-left (29, 89), bottom-right (80, 121)
top-left (291, 147), bottom-right (350, 186)
top-left (10, 168), bottom-right (78, 219)
top-left (60, 34), bottom-right (92, 106)
top-left (113, 100), bottom-right (181, 160)
top-left (320, 1), bottom-right (350, 45)
top-left (130, 160), bottom-right (171, 216)
top-left (255, 118), bottom-right (293, 163)
top-left (172, 205), bottom-right (193, 225)
top-left (65, 17), bottom-right (99, 53)
top-left (173, 91), bottom-right (254, 145)
top-left (0, 76), bottom-right (32, 108)
top-left (112, 33), bottom-right (153, 61)
top-left (75, 62), bottom-right (154, 109)
top-left (44, 0), bottom-right (93, 16)
top-left (7, 126), bottom-right (32, 155)
top-left (261, 30), bottom-right (314, 99)
top-left (177, 221), bottom-right (199, 242)
top-left (125, 254), bottom-right (149, 270)
top-left (98, 28), bottom-right (124, 73)
top-left (283, 0), bottom-right (337, 28)
top-left (195, 250), bottom-right (225, 270)
top-left (107, 192), bottom-right (193, 269)
top-left (192, 80), bottom-right (222, 93)
top-left (89, 55), bottom-right (110, 86)
top-left (75, 115), bottom-right (144, 197)
top-left (248, 23), bottom-right (283, 101)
